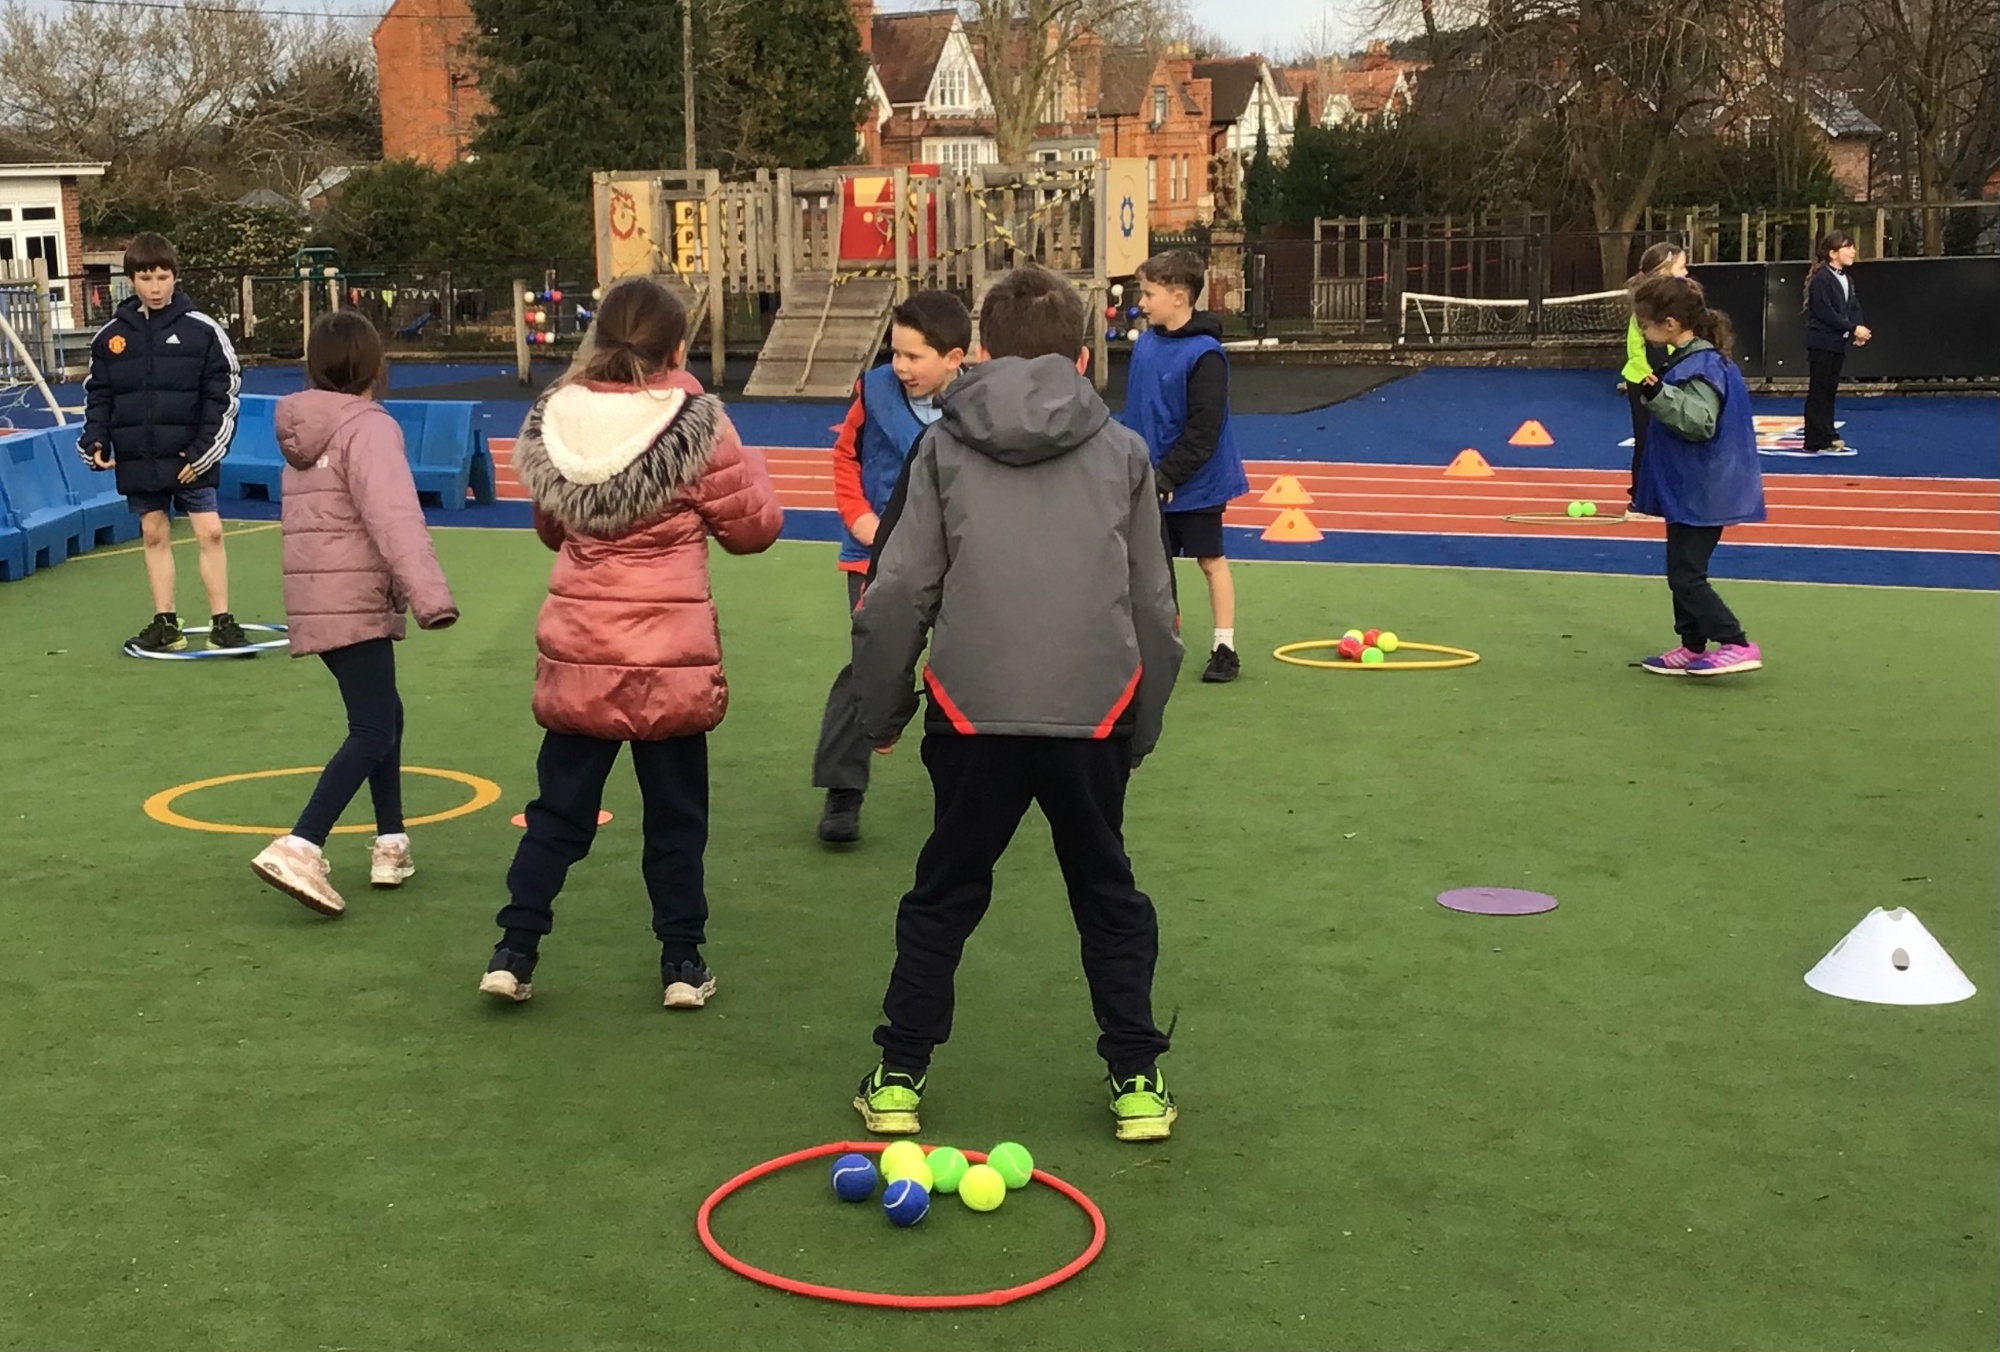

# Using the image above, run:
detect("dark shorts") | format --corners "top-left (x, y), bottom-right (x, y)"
top-left (127, 486), bottom-right (220, 518)
top-left (1162, 508), bottom-right (1226, 560)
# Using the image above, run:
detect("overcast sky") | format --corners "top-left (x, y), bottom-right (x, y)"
top-left (17, 0), bottom-right (1371, 67)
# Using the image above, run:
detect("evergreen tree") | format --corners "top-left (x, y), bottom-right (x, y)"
top-left (1242, 117), bottom-right (1281, 236)
top-left (726, 0), bottom-right (870, 169)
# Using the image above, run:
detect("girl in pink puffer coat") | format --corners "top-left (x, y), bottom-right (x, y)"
top-left (250, 313), bottom-right (457, 920)
top-left (480, 277), bottom-right (781, 1010)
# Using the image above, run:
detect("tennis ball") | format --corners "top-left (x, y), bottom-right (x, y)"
top-left (1361, 646), bottom-right (1385, 665)
top-left (959, 1164), bottom-right (1006, 1212)
top-left (1566, 500), bottom-right (1585, 517)
top-left (1337, 636), bottom-right (1364, 661)
top-left (882, 1177), bottom-right (930, 1226)
top-left (879, 1140), bottom-right (927, 1182)
top-left (1343, 628), bottom-right (1365, 641)
top-left (830, 1153), bottom-right (878, 1202)
top-left (926, 1146), bottom-right (970, 1194)
top-left (1362, 628), bottom-right (1382, 646)
top-left (1377, 631), bottom-right (1399, 652)
top-left (987, 1142), bottom-right (1034, 1189)
top-left (1581, 501), bottom-right (1599, 517)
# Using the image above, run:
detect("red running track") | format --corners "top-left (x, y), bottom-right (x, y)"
top-left (489, 443), bottom-right (2000, 555)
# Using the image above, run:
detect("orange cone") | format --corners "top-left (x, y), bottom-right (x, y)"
top-left (1509, 419), bottom-right (1554, 446)
top-left (1444, 448), bottom-right (1494, 478)
top-left (1260, 475), bottom-right (1314, 506)
top-left (1261, 509), bottom-right (1323, 543)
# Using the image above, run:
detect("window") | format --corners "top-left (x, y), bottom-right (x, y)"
top-left (932, 62), bottom-right (970, 110)
top-left (22, 206), bottom-right (56, 221)
top-left (925, 138), bottom-right (995, 170)
top-left (1146, 156), bottom-right (1158, 202)
top-left (0, 208), bottom-right (13, 222)
top-left (1151, 86), bottom-right (1168, 126)
top-left (1070, 147), bottom-right (1095, 162)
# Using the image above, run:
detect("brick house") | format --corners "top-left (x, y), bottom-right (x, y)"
top-left (1711, 82), bottom-right (1882, 201)
top-left (0, 160), bottom-right (106, 325)
top-left (372, 0), bottom-right (489, 168)
top-left (1094, 49), bottom-right (1214, 229)
top-left (1286, 44), bottom-right (1420, 130)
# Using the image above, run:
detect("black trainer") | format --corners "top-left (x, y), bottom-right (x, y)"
top-left (662, 959), bottom-right (717, 1010)
top-left (1201, 645), bottom-right (1240, 684)
top-left (128, 613), bottom-right (186, 653)
top-left (209, 613), bottom-right (250, 651)
top-left (478, 946), bottom-right (538, 1003)
top-left (818, 789), bottom-right (863, 845)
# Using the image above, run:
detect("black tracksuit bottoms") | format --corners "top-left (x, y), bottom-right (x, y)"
top-left (874, 733), bottom-right (1171, 1080)
top-left (1665, 523), bottom-right (1748, 650)
top-left (812, 571), bottom-right (873, 794)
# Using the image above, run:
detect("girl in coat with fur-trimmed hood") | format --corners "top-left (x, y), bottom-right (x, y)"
top-left (481, 278), bottom-right (783, 1010)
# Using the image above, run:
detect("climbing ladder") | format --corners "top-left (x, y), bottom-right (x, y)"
top-left (742, 271), bottom-right (897, 399)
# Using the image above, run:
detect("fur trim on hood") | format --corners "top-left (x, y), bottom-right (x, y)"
top-left (512, 383), bottom-right (724, 538)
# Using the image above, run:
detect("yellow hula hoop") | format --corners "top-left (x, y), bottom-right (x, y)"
top-left (144, 766), bottom-right (502, 835)
top-left (1272, 639), bottom-right (1482, 671)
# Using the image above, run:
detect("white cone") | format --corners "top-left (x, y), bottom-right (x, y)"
top-left (1804, 907), bottom-right (1976, 1006)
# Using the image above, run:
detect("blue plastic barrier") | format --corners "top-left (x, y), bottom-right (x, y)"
top-left (45, 428), bottom-right (142, 548)
top-left (217, 394), bottom-right (284, 501)
top-left (0, 430), bottom-right (86, 577)
top-left (381, 400), bottom-right (493, 509)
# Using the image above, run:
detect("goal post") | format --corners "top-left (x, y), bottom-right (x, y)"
top-left (1399, 289), bottom-right (1631, 346)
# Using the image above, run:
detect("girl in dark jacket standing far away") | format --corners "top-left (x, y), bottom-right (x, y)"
top-left (1802, 230), bottom-right (1872, 455)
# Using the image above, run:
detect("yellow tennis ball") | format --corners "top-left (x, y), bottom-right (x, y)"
top-left (987, 1141), bottom-right (1034, 1189)
top-left (926, 1146), bottom-right (970, 1194)
top-left (1377, 631), bottom-right (1399, 653)
top-left (879, 1140), bottom-right (927, 1182)
top-left (1343, 629), bottom-right (1365, 642)
top-left (1361, 646), bottom-right (1385, 665)
top-left (959, 1163), bottom-right (1006, 1212)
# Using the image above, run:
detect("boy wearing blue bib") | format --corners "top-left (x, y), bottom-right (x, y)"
top-left (1630, 276), bottom-right (1767, 678)
top-left (1121, 253), bottom-right (1249, 684)
top-left (813, 292), bottom-right (970, 843)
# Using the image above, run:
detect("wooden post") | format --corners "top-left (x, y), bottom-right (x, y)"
top-left (1091, 159), bottom-right (1108, 390)
top-left (914, 176), bottom-right (932, 290)
top-left (300, 272), bottom-right (311, 346)
top-left (1873, 206), bottom-right (1886, 258)
top-left (969, 176), bottom-right (988, 353)
top-left (775, 168), bottom-right (796, 297)
top-left (31, 258), bottom-right (58, 374)
top-left (512, 279), bottom-right (530, 385)
top-left (704, 172), bottom-right (725, 387)
top-left (241, 274), bottom-right (256, 339)
top-left (892, 166), bottom-right (910, 303)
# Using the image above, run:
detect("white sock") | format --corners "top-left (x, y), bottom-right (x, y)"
top-left (1215, 628), bottom-right (1235, 652)
top-left (279, 834), bottom-right (322, 856)
top-left (376, 833), bottom-right (410, 848)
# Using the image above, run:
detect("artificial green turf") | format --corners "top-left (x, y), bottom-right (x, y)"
top-left (2, 525), bottom-right (1994, 1351)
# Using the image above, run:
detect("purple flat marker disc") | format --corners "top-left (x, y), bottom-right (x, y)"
top-left (1437, 887), bottom-right (1558, 916)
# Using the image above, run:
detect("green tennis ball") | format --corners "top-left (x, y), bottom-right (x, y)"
top-left (1343, 628), bottom-right (1365, 641)
top-left (1566, 500), bottom-right (1585, 517)
top-left (879, 1140), bottom-right (927, 1182)
top-left (959, 1164), bottom-right (1006, 1212)
top-left (1361, 646), bottom-right (1385, 665)
top-left (1581, 501), bottom-right (1599, 517)
top-left (987, 1142), bottom-right (1034, 1189)
top-left (926, 1146), bottom-right (970, 1194)
top-left (1377, 631), bottom-right (1399, 652)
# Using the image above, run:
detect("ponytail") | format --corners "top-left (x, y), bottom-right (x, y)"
top-left (1632, 274), bottom-right (1735, 359)
top-left (1804, 229), bottom-right (1856, 309)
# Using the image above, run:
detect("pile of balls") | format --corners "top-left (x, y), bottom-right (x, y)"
top-left (1103, 283), bottom-right (1142, 343)
top-left (829, 1140), bottom-right (1035, 1228)
top-left (1333, 627), bottom-right (1400, 664)
top-left (1565, 500), bottom-right (1600, 518)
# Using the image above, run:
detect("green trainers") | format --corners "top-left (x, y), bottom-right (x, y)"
top-left (1110, 1068), bottom-right (1177, 1142)
top-left (853, 1064), bottom-right (925, 1135)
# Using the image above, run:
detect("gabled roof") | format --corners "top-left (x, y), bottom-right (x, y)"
top-left (1807, 87), bottom-right (1881, 139)
top-left (1097, 47), bottom-right (1159, 118)
top-left (872, 9), bottom-right (957, 104)
top-left (1193, 58), bottom-right (1268, 123)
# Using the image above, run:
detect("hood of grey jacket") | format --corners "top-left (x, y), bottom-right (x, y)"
top-left (941, 355), bottom-right (1108, 467)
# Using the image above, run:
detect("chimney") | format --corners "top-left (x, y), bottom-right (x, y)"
top-left (1071, 29), bottom-right (1103, 114)
top-left (1364, 39), bottom-right (1391, 70)
top-left (852, 0), bottom-right (874, 57)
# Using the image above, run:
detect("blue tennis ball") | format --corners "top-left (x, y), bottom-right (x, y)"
top-left (830, 1153), bottom-right (878, 1202)
top-left (882, 1177), bottom-right (930, 1226)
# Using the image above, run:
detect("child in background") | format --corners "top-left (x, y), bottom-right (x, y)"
top-left (1122, 250), bottom-right (1249, 684)
top-left (1803, 230), bottom-right (1871, 455)
top-left (813, 292), bottom-right (970, 845)
top-left (848, 265), bottom-right (1184, 1143)
top-left (1630, 275), bottom-right (1767, 678)
top-left (250, 313), bottom-right (457, 917)
top-left (78, 232), bottom-right (247, 653)
top-left (484, 277), bottom-right (782, 1008)
top-left (1619, 242), bottom-right (1689, 514)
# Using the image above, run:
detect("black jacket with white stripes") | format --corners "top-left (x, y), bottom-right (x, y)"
top-left (80, 290), bottom-right (240, 495)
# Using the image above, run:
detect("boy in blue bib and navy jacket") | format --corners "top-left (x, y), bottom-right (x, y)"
top-left (1121, 251), bottom-right (1249, 684)
top-left (812, 291), bottom-right (970, 844)
top-left (78, 232), bottom-right (245, 653)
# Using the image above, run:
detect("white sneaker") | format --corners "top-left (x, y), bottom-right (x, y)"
top-left (371, 834), bottom-right (415, 888)
top-left (251, 836), bottom-right (345, 917)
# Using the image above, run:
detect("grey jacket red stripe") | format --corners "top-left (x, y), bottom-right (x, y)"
top-left (851, 354), bottom-right (1184, 762)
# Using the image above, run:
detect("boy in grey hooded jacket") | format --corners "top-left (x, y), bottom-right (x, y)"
top-left (849, 266), bottom-right (1185, 1143)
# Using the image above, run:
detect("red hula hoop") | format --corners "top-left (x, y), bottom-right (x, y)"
top-left (696, 1140), bottom-right (1106, 1309)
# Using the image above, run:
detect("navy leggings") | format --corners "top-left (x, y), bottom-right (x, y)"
top-left (294, 638), bottom-right (405, 845)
